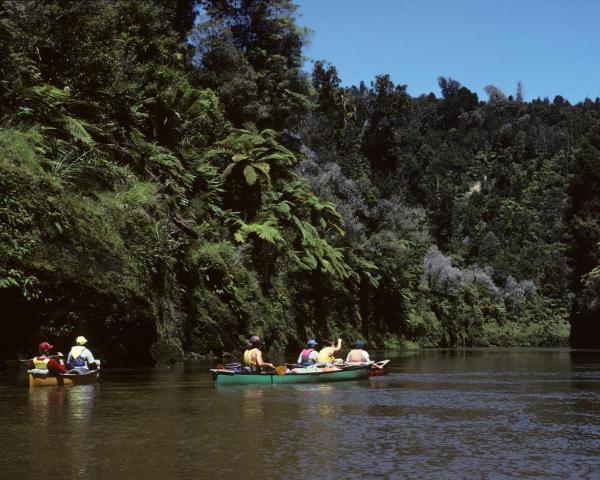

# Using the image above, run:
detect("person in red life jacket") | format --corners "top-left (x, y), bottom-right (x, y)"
top-left (32, 341), bottom-right (66, 374)
top-left (345, 340), bottom-right (370, 363)
top-left (297, 339), bottom-right (319, 366)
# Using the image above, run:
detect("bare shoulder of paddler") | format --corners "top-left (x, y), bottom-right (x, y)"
top-left (251, 336), bottom-right (274, 369)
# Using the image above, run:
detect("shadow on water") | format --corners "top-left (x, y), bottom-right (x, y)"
top-left (569, 349), bottom-right (600, 390)
top-left (569, 349), bottom-right (600, 369)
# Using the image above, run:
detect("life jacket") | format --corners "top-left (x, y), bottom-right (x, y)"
top-left (317, 347), bottom-right (335, 364)
top-left (69, 346), bottom-right (88, 367)
top-left (347, 349), bottom-right (366, 362)
top-left (243, 348), bottom-right (259, 367)
top-left (300, 348), bottom-right (316, 366)
top-left (33, 355), bottom-right (49, 369)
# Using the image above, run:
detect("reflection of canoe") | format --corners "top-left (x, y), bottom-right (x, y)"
top-left (28, 369), bottom-right (100, 388)
top-left (211, 364), bottom-right (370, 386)
top-left (369, 360), bottom-right (391, 377)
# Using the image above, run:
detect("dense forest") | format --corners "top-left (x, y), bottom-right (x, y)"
top-left (1, 0), bottom-right (599, 365)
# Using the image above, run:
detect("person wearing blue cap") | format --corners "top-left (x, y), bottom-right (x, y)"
top-left (346, 340), bottom-right (370, 363)
top-left (297, 339), bottom-right (319, 366)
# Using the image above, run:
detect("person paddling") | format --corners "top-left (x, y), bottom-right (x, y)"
top-left (67, 336), bottom-right (97, 374)
top-left (297, 339), bottom-right (319, 366)
top-left (243, 336), bottom-right (275, 373)
top-left (317, 338), bottom-right (342, 365)
top-left (346, 340), bottom-right (370, 363)
top-left (32, 341), bottom-right (66, 374)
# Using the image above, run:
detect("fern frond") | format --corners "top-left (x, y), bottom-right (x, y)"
top-left (235, 220), bottom-right (284, 244)
top-left (221, 162), bottom-right (236, 180)
top-left (260, 153), bottom-right (295, 165)
top-left (260, 129), bottom-right (278, 139)
top-left (63, 116), bottom-right (93, 145)
top-left (204, 147), bottom-right (228, 160)
top-left (243, 165), bottom-right (257, 185)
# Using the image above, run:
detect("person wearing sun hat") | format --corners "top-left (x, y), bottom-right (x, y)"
top-left (297, 339), bottom-right (319, 366)
top-left (345, 339), bottom-right (370, 363)
top-left (242, 335), bottom-right (275, 372)
top-left (67, 336), bottom-right (97, 373)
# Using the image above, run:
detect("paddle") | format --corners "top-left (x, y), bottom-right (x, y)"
top-left (372, 360), bottom-right (390, 370)
top-left (4, 359), bottom-right (23, 368)
top-left (3, 359), bottom-right (33, 369)
top-left (222, 351), bottom-right (241, 361)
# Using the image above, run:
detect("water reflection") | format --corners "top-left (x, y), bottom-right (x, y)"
top-left (569, 350), bottom-right (600, 371)
top-left (241, 386), bottom-right (266, 418)
top-left (69, 385), bottom-right (96, 420)
top-left (315, 384), bottom-right (337, 419)
top-left (5, 350), bottom-right (600, 479)
top-left (64, 386), bottom-right (96, 478)
top-left (28, 385), bottom-right (96, 423)
top-left (28, 387), bottom-right (66, 428)
top-left (24, 385), bottom-right (97, 477)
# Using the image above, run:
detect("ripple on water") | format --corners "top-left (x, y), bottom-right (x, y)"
top-left (3, 349), bottom-right (600, 479)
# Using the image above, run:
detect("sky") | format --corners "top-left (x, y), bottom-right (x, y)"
top-left (295, 0), bottom-right (600, 103)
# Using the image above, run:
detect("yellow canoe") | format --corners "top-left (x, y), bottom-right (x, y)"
top-left (28, 369), bottom-right (100, 388)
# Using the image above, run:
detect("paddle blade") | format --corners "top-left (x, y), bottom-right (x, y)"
top-left (274, 365), bottom-right (287, 376)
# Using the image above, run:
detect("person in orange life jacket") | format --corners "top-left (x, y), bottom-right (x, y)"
top-left (346, 340), bottom-right (370, 363)
top-left (243, 336), bottom-right (275, 372)
top-left (33, 341), bottom-right (66, 374)
top-left (297, 339), bottom-right (319, 366)
top-left (317, 338), bottom-right (342, 364)
top-left (67, 336), bottom-right (97, 373)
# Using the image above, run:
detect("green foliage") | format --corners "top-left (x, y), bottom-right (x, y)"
top-left (234, 219), bottom-right (284, 244)
top-left (195, 0), bottom-right (312, 129)
top-left (3, 0), bottom-right (599, 364)
top-left (116, 181), bottom-right (159, 206)
top-left (0, 130), bottom-right (43, 299)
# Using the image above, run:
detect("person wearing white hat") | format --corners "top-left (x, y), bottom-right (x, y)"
top-left (67, 336), bottom-right (97, 373)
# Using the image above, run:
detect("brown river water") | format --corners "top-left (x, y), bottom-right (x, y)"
top-left (2, 349), bottom-right (600, 479)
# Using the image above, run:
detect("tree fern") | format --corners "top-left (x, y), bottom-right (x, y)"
top-left (243, 165), bottom-right (257, 185)
top-left (234, 219), bottom-right (284, 244)
top-left (217, 128), bottom-right (292, 188)
top-left (232, 153), bottom-right (248, 162)
top-left (63, 116), bottom-right (94, 145)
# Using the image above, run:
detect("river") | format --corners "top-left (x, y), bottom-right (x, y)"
top-left (2, 349), bottom-right (600, 479)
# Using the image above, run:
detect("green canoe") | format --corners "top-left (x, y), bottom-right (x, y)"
top-left (211, 364), bottom-right (371, 386)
